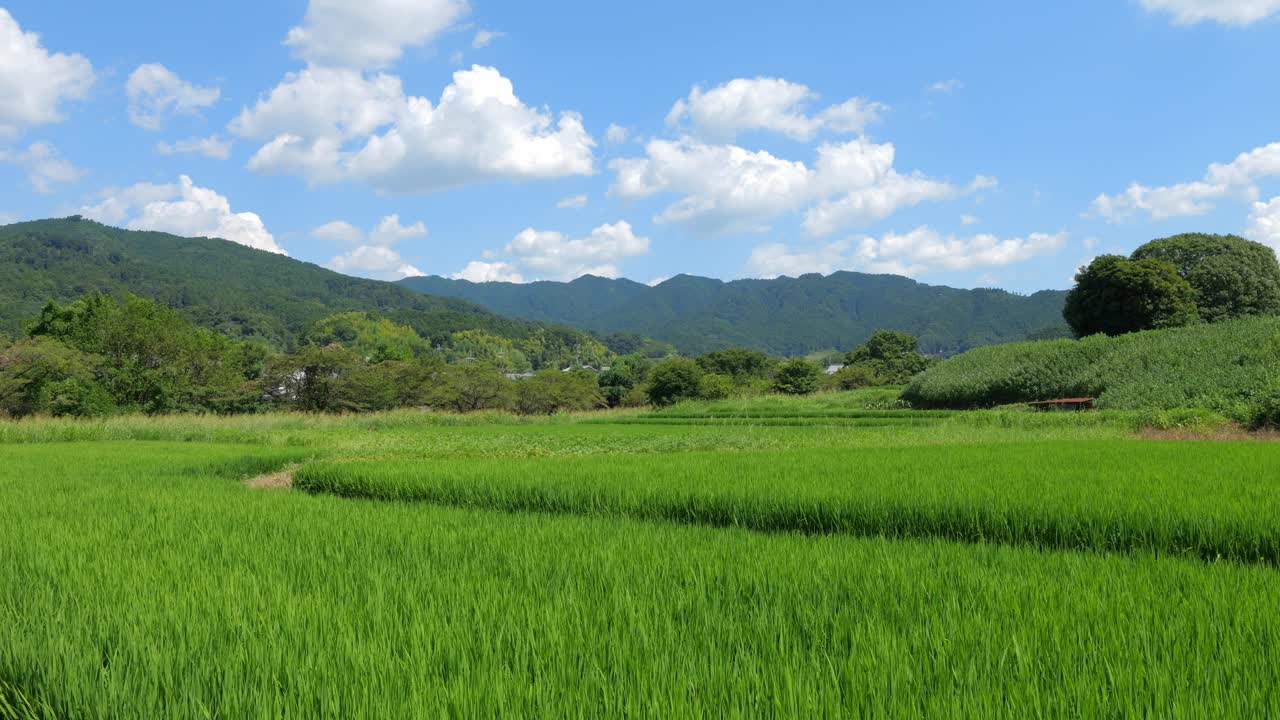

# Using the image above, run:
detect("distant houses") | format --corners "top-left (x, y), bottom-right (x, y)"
top-left (825, 363), bottom-right (845, 375)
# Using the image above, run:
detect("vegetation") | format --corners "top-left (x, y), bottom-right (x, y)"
top-left (1064, 255), bottom-right (1199, 337)
top-left (1065, 234), bottom-right (1280, 336)
top-left (401, 270), bottom-right (1070, 356)
top-left (903, 315), bottom-right (1280, 425)
top-left (0, 217), bottom-right (604, 365)
top-left (771, 357), bottom-right (822, 395)
top-left (1132, 233), bottom-right (1280, 323)
top-left (2, 402), bottom-right (1279, 716)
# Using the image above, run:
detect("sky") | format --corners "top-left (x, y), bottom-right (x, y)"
top-left (2, 0), bottom-right (1279, 293)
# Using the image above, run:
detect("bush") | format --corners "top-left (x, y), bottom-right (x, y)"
top-left (647, 358), bottom-right (704, 406)
top-left (902, 316), bottom-right (1280, 424)
top-left (697, 373), bottom-right (734, 400)
top-left (772, 358), bottom-right (821, 395)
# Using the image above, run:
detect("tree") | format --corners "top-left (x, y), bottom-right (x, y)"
top-left (304, 312), bottom-right (432, 363)
top-left (772, 358), bottom-right (821, 395)
top-left (510, 370), bottom-right (606, 415)
top-left (695, 347), bottom-right (772, 381)
top-left (647, 358), bottom-right (704, 406)
top-left (428, 362), bottom-right (510, 413)
top-left (845, 329), bottom-right (934, 384)
top-left (0, 337), bottom-right (111, 417)
top-left (1063, 255), bottom-right (1199, 337)
top-left (1131, 233), bottom-right (1280, 323)
top-left (697, 373), bottom-right (734, 400)
top-left (598, 354), bottom-right (651, 407)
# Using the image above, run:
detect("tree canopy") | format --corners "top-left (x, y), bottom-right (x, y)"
top-left (1063, 255), bottom-right (1199, 337)
top-left (1131, 233), bottom-right (1280, 323)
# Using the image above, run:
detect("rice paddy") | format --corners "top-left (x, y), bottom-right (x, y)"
top-left (2, 393), bottom-right (1278, 717)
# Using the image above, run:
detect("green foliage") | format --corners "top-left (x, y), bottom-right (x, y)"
top-left (843, 329), bottom-right (935, 385)
top-left (402, 271), bottom-right (1071, 356)
top-left (0, 336), bottom-right (109, 417)
top-left (903, 316), bottom-right (1280, 422)
top-left (772, 358), bottom-right (821, 395)
top-left (598, 354), bottom-right (651, 407)
top-left (1132, 233), bottom-right (1280, 323)
top-left (510, 370), bottom-right (606, 415)
top-left (304, 312), bottom-right (432, 362)
top-left (1063, 255), bottom-right (1199, 337)
top-left (427, 362), bottom-right (511, 413)
top-left (647, 357), bottom-right (704, 406)
top-left (695, 347), bottom-right (772, 380)
top-left (696, 372), bottom-right (734, 400)
top-left (0, 217), bottom-right (607, 361)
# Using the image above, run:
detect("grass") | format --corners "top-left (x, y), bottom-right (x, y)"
top-left (2, 394), bottom-right (1278, 716)
top-left (295, 439), bottom-right (1280, 565)
top-left (903, 315), bottom-right (1280, 422)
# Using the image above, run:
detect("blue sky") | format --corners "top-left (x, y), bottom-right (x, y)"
top-left (2, 0), bottom-right (1279, 292)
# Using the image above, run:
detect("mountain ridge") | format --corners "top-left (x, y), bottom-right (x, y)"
top-left (401, 271), bottom-right (1071, 355)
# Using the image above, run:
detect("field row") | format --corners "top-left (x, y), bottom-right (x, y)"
top-left (2, 442), bottom-right (1280, 717)
top-left (296, 439), bottom-right (1280, 565)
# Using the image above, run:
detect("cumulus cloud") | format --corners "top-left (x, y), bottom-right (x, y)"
top-left (666, 77), bottom-right (886, 141)
top-left (612, 136), bottom-right (979, 236)
top-left (1, 141), bottom-right (85, 193)
top-left (472, 30), bottom-right (504, 48)
top-left (81, 176), bottom-right (284, 254)
top-left (315, 214), bottom-right (427, 280)
top-left (1138, 0), bottom-right (1280, 25)
top-left (328, 245), bottom-right (423, 279)
top-left (746, 227), bottom-right (1066, 278)
top-left (0, 9), bottom-right (95, 139)
top-left (156, 135), bottom-right (232, 160)
top-left (233, 65), bottom-right (594, 191)
top-left (126, 64), bottom-right (219, 130)
top-left (453, 260), bottom-right (524, 283)
top-left (556, 194), bottom-right (587, 209)
top-left (1090, 142), bottom-right (1280, 221)
top-left (961, 214), bottom-right (979, 225)
top-left (605, 123), bottom-right (629, 143)
top-left (452, 221), bottom-right (648, 282)
top-left (1246, 197), bottom-right (1280, 250)
top-left (285, 0), bottom-right (469, 69)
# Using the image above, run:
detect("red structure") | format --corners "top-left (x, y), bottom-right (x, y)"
top-left (1027, 398), bottom-right (1096, 411)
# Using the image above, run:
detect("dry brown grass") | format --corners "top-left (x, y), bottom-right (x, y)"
top-left (243, 468), bottom-right (295, 490)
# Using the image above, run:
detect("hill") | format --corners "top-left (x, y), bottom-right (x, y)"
top-left (400, 272), bottom-right (1070, 355)
top-left (0, 217), bottom-right (592, 351)
top-left (902, 315), bottom-right (1280, 424)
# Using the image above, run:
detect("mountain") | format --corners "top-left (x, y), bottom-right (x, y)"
top-left (0, 217), bottom-right (591, 350)
top-left (400, 272), bottom-right (1071, 355)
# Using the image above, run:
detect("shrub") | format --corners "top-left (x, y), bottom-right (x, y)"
top-left (647, 358), bottom-right (704, 406)
top-left (772, 358), bottom-right (821, 395)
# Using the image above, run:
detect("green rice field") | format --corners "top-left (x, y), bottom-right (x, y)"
top-left (3, 392), bottom-right (1279, 717)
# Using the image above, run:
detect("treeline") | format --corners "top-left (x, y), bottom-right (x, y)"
top-left (0, 292), bottom-right (934, 418)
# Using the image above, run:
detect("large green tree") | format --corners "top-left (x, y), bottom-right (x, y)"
top-left (771, 358), bottom-right (821, 395)
top-left (1131, 233), bottom-right (1280, 323)
top-left (1063, 255), bottom-right (1199, 337)
top-left (646, 358), bottom-right (704, 406)
top-left (844, 329), bottom-right (934, 384)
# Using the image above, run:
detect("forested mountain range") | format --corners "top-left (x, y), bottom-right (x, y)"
top-left (400, 273), bottom-right (1071, 355)
top-left (0, 218), bottom-right (594, 351)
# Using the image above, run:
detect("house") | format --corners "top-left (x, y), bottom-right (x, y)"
top-left (825, 363), bottom-right (846, 375)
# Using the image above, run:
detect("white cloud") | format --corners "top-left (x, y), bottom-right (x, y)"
top-left (928, 79), bottom-right (964, 94)
top-left (454, 221), bottom-right (648, 282)
top-left (81, 175), bottom-right (285, 255)
top-left (453, 260), bottom-right (524, 283)
top-left (235, 65), bottom-right (594, 192)
top-left (612, 136), bottom-right (976, 236)
top-left (746, 227), bottom-right (1065, 278)
top-left (647, 276), bottom-right (669, 287)
top-left (1, 141), bottom-right (85, 193)
top-left (328, 245), bottom-right (423, 279)
top-left (472, 30), bottom-right (504, 48)
top-left (0, 211), bottom-right (20, 225)
top-left (1091, 142), bottom-right (1280, 221)
top-left (315, 214), bottom-right (427, 280)
top-left (1138, 0), bottom-right (1280, 25)
top-left (556, 194), bottom-right (587, 209)
top-left (155, 135), bottom-right (232, 160)
top-left (126, 64), bottom-right (219, 130)
top-left (961, 214), bottom-right (979, 225)
top-left (0, 9), bottom-right (94, 139)
top-left (666, 77), bottom-right (886, 141)
top-left (606, 123), bottom-right (629, 143)
top-left (285, 0), bottom-right (469, 69)
top-left (1246, 197), bottom-right (1280, 250)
